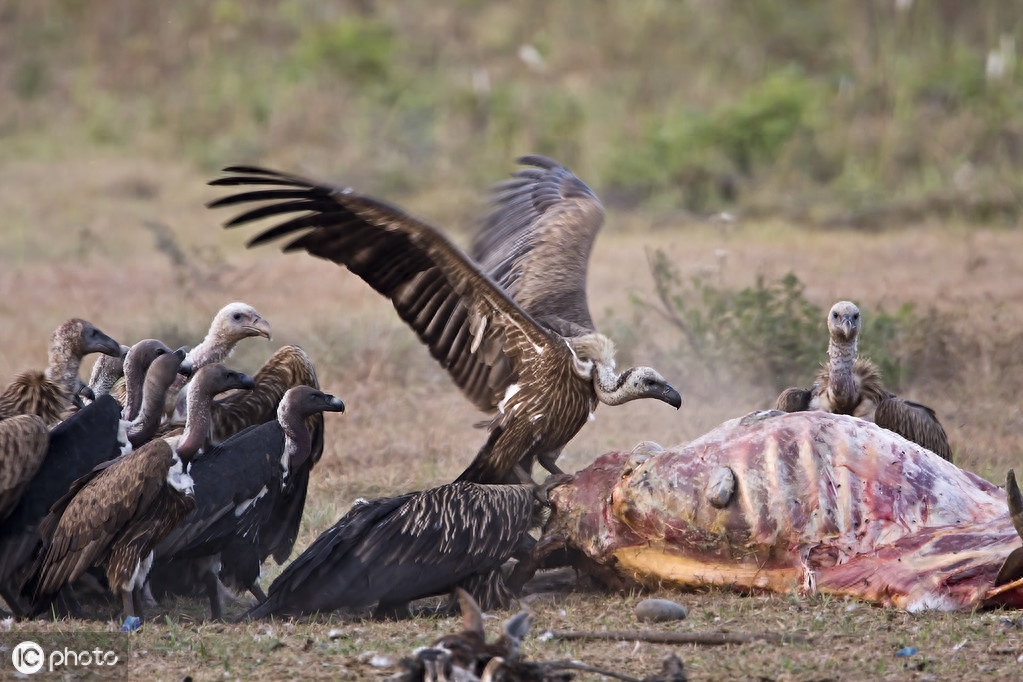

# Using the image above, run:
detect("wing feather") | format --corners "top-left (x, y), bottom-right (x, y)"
top-left (209, 167), bottom-right (562, 412)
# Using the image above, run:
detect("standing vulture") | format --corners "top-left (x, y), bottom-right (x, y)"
top-left (775, 300), bottom-right (954, 461)
top-left (243, 480), bottom-right (548, 620)
top-left (209, 156), bottom-right (681, 484)
top-left (0, 318), bottom-right (122, 425)
top-left (25, 361), bottom-right (255, 625)
top-left (150, 385), bottom-right (345, 620)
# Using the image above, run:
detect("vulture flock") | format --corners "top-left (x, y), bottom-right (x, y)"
top-left (0, 155), bottom-right (955, 658)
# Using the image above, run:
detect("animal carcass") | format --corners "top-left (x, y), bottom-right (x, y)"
top-left (541, 410), bottom-right (1023, 611)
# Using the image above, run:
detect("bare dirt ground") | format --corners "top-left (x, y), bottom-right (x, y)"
top-left (2, 155), bottom-right (1023, 680)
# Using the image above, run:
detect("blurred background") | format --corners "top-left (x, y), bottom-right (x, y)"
top-left (1, 1), bottom-right (1022, 498)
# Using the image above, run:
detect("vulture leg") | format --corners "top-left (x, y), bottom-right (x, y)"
top-left (535, 448), bottom-right (564, 476)
top-left (248, 581), bottom-right (267, 603)
top-left (203, 567), bottom-right (224, 622)
top-left (373, 601), bottom-right (411, 620)
top-left (505, 532), bottom-right (568, 594)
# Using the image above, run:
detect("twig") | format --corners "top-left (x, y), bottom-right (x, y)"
top-left (545, 628), bottom-right (807, 646)
top-left (540, 659), bottom-right (644, 682)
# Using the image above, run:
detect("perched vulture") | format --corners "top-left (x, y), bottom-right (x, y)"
top-left (209, 156), bottom-right (681, 484)
top-left (0, 318), bottom-right (122, 425)
top-left (150, 385), bottom-right (345, 620)
top-left (775, 300), bottom-right (953, 461)
top-left (25, 361), bottom-right (254, 624)
top-left (244, 481), bottom-right (546, 619)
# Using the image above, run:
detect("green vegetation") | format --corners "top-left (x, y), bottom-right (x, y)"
top-left (643, 247), bottom-right (949, 393)
top-left (3, 1), bottom-right (1021, 225)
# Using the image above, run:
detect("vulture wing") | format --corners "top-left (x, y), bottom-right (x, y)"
top-left (0, 415), bottom-right (49, 522)
top-left (874, 396), bottom-right (954, 462)
top-left (471, 155), bottom-right (605, 336)
top-left (209, 167), bottom-right (561, 413)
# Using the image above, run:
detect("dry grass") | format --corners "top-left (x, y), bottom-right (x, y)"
top-left (1, 154), bottom-right (1023, 680)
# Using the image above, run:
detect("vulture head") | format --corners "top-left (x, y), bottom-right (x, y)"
top-left (188, 364), bottom-right (255, 397)
top-left (612, 366), bottom-right (683, 409)
top-left (51, 318), bottom-right (122, 362)
top-left (122, 339), bottom-right (177, 420)
top-left (209, 302), bottom-right (272, 348)
top-left (827, 301), bottom-right (861, 345)
top-left (277, 386), bottom-right (345, 470)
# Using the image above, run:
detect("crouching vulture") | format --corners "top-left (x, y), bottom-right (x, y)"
top-left (776, 300), bottom-right (953, 461)
top-left (151, 385), bottom-right (345, 620)
top-left (209, 156), bottom-right (681, 485)
top-left (24, 360), bottom-right (255, 626)
top-left (243, 478), bottom-right (560, 620)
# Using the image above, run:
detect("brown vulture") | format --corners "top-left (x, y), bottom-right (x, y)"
top-left (25, 360), bottom-right (255, 626)
top-left (209, 156), bottom-right (681, 484)
top-left (0, 318), bottom-right (122, 425)
top-left (775, 300), bottom-right (954, 461)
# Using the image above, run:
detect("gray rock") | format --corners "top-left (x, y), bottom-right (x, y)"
top-left (635, 598), bottom-right (689, 622)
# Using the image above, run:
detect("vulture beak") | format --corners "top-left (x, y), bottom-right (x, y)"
top-left (247, 315), bottom-right (273, 341)
top-left (323, 394), bottom-right (346, 413)
top-left (839, 315), bottom-right (857, 340)
top-left (89, 331), bottom-right (124, 358)
top-left (656, 382), bottom-right (683, 410)
top-left (238, 373), bottom-right (257, 391)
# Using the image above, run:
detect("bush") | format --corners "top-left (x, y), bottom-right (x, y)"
top-left (642, 248), bottom-right (930, 393)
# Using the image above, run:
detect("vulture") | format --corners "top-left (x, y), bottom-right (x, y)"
top-left (0, 318), bottom-right (122, 425)
top-left (164, 301), bottom-right (272, 423)
top-left (0, 338), bottom-right (167, 613)
top-left (150, 385), bottom-right (345, 620)
top-left (243, 480), bottom-right (548, 620)
top-left (25, 361), bottom-right (255, 625)
top-left (776, 300), bottom-right (954, 461)
top-left (209, 156), bottom-right (682, 484)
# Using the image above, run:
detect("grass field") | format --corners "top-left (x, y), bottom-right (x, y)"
top-left (2, 154), bottom-right (1022, 680)
top-left (3, 2), bottom-right (1023, 679)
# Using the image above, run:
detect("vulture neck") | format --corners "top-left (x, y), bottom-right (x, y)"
top-left (279, 403), bottom-right (311, 478)
top-left (827, 334), bottom-right (858, 404)
top-left (122, 355), bottom-right (147, 422)
top-left (44, 336), bottom-right (82, 396)
top-left (592, 363), bottom-right (635, 406)
top-left (166, 331), bottom-right (235, 412)
top-left (127, 371), bottom-right (173, 447)
top-left (175, 379), bottom-right (214, 463)
top-left (89, 354), bottom-right (123, 400)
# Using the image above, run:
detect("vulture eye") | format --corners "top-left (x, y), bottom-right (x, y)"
top-left (232, 312), bottom-right (243, 321)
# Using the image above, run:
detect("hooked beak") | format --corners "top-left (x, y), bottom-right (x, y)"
top-left (89, 331), bottom-right (124, 358)
top-left (324, 394), bottom-right (346, 413)
top-left (657, 383), bottom-right (683, 410)
top-left (238, 373), bottom-right (257, 391)
top-left (246, 315), bottom-right (273, 341)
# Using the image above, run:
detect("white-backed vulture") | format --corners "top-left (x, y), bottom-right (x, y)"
top-left (775, 300), bottom-right (954, 461)
top-left (0, 318), bottom-right (122, 425)
top-left (243, 480), bottom-right (547, 619)
top-left (25, 361), bottom-right (255, 624)
top-left (209, 156), bottom-right (681, 484)
top-left (150, 385), bottom-right (345, 620)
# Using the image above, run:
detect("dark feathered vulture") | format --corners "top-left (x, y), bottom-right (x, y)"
top-left (151, 385), bottom-right (344, 620)
top-left (25, 361), bottom-right (254, 623)
top-left (0, 318), bottom-right (122, 425)
top-left (209, 157), bottom-right (681, 485)
top-left (244, 481), bottom-right (541, 620)
top-left (775, 300), bottom-right (954, 461)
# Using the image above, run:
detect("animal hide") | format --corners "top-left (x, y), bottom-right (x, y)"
top-left (544, 410), bottom-right (1023, 612)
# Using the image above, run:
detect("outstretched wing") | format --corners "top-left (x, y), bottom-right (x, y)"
top-left (472, 155), bottom-right (604, 336)
top-left (209, 167), bottom-right (562, 413)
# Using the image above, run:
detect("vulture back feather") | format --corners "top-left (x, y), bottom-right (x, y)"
top-left (0, 415), bottom-right (49, 522)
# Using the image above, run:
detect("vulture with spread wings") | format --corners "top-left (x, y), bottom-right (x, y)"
top-left (209, 155), bottom-right (681, 484)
